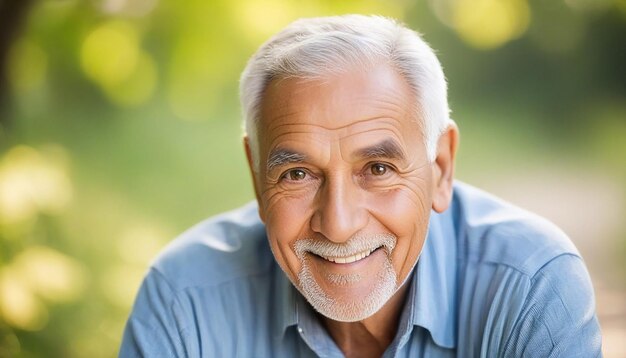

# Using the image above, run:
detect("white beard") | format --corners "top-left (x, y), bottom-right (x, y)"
top-left (294, 233), bottom-right (398, 322)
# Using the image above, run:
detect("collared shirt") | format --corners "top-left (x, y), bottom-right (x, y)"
top-left (119, 181), bottom-right (602, 357)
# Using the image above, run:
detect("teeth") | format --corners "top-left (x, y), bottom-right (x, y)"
top-left (320, 248), bottom-right (376, 264)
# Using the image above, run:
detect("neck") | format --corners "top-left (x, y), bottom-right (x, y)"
top-left (320, 281), bottom-right (410, 358)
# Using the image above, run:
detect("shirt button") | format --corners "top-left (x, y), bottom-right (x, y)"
top-left (297, 327), bottom-right (304, 334)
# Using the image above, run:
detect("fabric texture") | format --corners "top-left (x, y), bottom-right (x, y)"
top-left (119, 181), bottom-right (602, 357)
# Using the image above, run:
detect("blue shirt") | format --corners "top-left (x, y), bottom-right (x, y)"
top-left (119, 181), bottom-right (602, 357)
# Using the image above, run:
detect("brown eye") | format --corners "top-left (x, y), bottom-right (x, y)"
top-left (288, 169), bottom-right (307, 181)
top-left (370, 163), bottom-right (387, 176)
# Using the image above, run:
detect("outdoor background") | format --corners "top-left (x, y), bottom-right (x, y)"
top-left (0, 0), bottom-right (624, 356)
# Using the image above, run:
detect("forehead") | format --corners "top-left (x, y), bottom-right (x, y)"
top-left (257, 64), bottom-right (423, 158)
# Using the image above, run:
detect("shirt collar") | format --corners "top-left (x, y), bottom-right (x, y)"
top-left (272, 206), bottom-right (459, 349)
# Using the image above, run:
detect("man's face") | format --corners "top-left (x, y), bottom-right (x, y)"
top-left (250, 64), bottom-right (436, 322)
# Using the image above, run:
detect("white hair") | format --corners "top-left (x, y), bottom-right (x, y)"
top-left (239, 15), bottom-right (451, 169)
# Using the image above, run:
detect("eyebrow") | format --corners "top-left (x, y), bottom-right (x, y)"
top-left (266, 148), bottom-right (307, 172)
top-left (354, 139), bottom-right (406, 161)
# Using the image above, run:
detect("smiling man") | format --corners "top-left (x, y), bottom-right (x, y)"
top-left (120, 15), bottom-right (602, 357)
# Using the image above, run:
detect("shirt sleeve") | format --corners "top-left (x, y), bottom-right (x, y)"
top-left (502, 254), bottom-right (602, 357)
top-left (119, 268), bottom-right (187, 358)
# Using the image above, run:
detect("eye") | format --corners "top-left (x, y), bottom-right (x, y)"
top-left (370, 163), bottom-right (388, 176)
top-left (284, 168), bottom-right (307, 181)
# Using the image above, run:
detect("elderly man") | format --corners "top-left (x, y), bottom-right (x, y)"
top-left (120, 15), bottom-right (601, 357)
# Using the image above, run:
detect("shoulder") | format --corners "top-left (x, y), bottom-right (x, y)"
top-left (148, 201), bottom-right (272, 292)
top-left (449, 182), bottom-right (601, 355)
top-left (451, 181), bottom-right (579, 276)
top-left (502, 250), bottom-right (602, 356)
top-left (120, 202), bottom-right (281, 357)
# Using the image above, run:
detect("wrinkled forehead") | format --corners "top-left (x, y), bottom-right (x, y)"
top-left (257, 64), bottom-right (420, 134)
top-left (255, 64), bottom-right (426, 165)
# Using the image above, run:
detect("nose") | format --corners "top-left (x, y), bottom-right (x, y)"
top-left (310, 174), bottom-right (368, 243)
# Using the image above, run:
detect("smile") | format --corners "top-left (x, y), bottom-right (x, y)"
top-left (318, 247), bottom-right (378, 264)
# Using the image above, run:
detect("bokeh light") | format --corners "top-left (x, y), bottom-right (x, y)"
top-left (235, 0), bottom-right (299, 42)
top-left (117, 224), bottom-right (169, 265)
top-left (0, 146), bottom-right (72, 225)
top-left (81, 21), bottom-right (141, 88)
top-left (104, 51), bottom-right (158, 106)
top-left (101, 0), bottom-right (159, 17)
top-left (80, 20), bottom-right (157, 106)
top-left (453, 0), bottom-right (530, 49)
top-left (12, 245), bottom-right (85, 303)
top-left (0, 268), bottom-right (48, 331)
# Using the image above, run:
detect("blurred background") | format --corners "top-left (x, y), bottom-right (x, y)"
top-left (0, 0), bottom-right (624, 356)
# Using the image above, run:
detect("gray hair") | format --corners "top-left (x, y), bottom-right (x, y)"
top-left (239, 15), bottom-right (451, 170)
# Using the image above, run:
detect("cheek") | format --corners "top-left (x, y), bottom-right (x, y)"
top-left (369, 186), bottom-right (431, 279)
top-left (370, 185), bottom-right (431, 235)
top-left (263, 195), bottom-right (314, 280)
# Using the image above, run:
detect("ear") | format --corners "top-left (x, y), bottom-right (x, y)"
top-left (243, 136), bottom-right (266, 222)
top-left (432, 121), bottom-right (459, 213)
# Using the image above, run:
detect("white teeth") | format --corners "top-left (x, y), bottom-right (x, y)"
top-left (320, 248), bottom-right (376, 264)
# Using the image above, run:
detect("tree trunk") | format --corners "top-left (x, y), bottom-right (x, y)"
top-left (0, 0), bottom-right (35, 128)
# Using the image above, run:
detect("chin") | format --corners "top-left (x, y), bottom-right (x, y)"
top-left (297, 255), bottom-right (398, 322)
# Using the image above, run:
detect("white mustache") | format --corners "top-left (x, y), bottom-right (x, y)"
top-left (294, 233), bottom-right (397, 260)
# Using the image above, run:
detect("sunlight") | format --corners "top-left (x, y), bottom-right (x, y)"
top-left (103, 51), bottom-right (158, 106)
top-left (117, 224), bottom-right (169, 265)
top-left (101, 264), bottom-right (147, 308)
top-left (235, 0), bottom-right (298, 43)
top-left (80, 20), bottom-right (140, 88)
top-left (13, 246), bottom-right (86, 303)
top-left (0, 269), bottom-right (48, 331)
top-left (0, 146), bottom-right (72, 225)
top-left (453, 0), bottom-right (530, 49)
